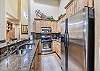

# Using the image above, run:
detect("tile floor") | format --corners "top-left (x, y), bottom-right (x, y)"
top-left (41, 54), bottom-right (62, 71)
top-left (41, 54), bottom-right (83, 71)
top-left (68, 56), bottom-right (83, 71)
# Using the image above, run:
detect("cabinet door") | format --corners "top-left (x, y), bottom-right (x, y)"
top-left (53, 21), bottom-right (57, 33)
top-left (47, 21), bottom-right (51, 28)
top-left (36, 21), bottom-right (41, 33)
top-left (52, 41), bottom-right (57, 51)
top-left (57, 22), bottom-right (61, 33)
top-left (51, 21), bottom-right (57, 33)
top-left (44, 21), bottom-right (48, 27)
top-left (57, 42), bottom-right (61, 57)
top-left (33, 21), bottom-right (36, 32)
top-left (40, 20), bottom-right (45, 31)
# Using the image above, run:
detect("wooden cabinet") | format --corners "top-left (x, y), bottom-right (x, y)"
top-left (35, 20), bottom-right (41, 33)
top-left (30, 41), bottom-right (41, 71)
top-left (35, 19), bottom-right (58, 33)
top-left (52, 40), bottom-right (61, 58)
top-left (52, 41), bottom-right (56, 51)
top-left (40, 20), bottom-right (46, 28)
top-left (6, 21), bottom-right (15, 42)
top-left (51, 21), bottom-right (57, 33)
top-left (33, 21), bottom-right (36, 32)
top-left (65, 0), bottom-right (94, 18)
top-left (57, 21), bottom-right (61, 33)
top-left (48, 21), bottom-right (52, 28)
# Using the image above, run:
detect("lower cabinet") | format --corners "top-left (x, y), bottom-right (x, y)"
top-left (30, 42), bottom-right (41, 71)
top-left (52, 40), bottom-right (61, 58)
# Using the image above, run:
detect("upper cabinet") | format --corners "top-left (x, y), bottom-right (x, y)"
top-left (34, 19), bottom-right (59, 33)
top-left (65, 0), bottom-right (94, 18)
top-left (35, 20), bottom-right (41, 33)
top-left (51, 21), bottom-right (57, 33)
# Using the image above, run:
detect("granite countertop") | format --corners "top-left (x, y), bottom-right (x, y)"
top-left (0, 39), bottom-right (28, 49)
top-left (0, 40), bottom-right (40, 71)
top-left (0, 46), bottom-right (36, 71)
top-left (0, 43), bottom-right (8, 48)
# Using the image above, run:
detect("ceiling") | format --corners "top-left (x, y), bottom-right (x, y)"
top-left (34, 0), bottom-right (60, 6)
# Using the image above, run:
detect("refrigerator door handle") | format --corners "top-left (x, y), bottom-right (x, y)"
top-left (64, 33), bottom-right (69, 48)
top-left (67, 33), bottom-right (69, 47)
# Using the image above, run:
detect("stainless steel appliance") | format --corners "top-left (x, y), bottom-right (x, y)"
top-left (41, 27), bottom-right (52, 48)
top-left (41, 27), bottom-right (52, 43)
top-left (61, 7), bottom-right (95, 71)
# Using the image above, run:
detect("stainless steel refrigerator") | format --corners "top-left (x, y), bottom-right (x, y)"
top-left (61, 7), bottom-right (95, 71)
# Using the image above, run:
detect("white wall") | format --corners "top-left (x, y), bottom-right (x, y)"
top-left (94, 0), bottom-right (100, 71)
top-left (21, 0), bottom-right (28, 25)
top-left (32, 1), bottom-right (59, 20)
top-left (34, 0), bottom-right (60, 7)
top-left (0, 0), bottom-right (6, 40)
top-left (28, 0), bottom-right (34, 35)
top-left (20, 0), bottom-right (29, 39)
top-left (59, 0), bottom-right (70, 15)
top-left (5, 0), bottom-right (18, 18)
